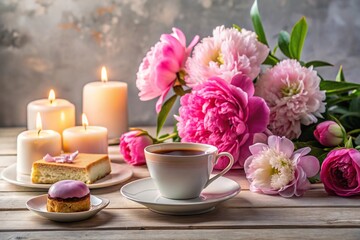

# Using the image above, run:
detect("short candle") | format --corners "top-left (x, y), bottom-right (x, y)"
top-left (83, 66), bottom-right (128, 139)
top-left (62, 113), bottom-right (108, 154)
top-left (17, 113), bottom-right (62, 176)
top-left (27, 89), bottom-right (75, 135)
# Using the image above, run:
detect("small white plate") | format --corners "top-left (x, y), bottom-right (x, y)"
top-left (1, 162), bottom-right (132, 189)
top-left (120, 176), bottom-right (240, 215)
top-left (26, 194), bottom-right (109, 222)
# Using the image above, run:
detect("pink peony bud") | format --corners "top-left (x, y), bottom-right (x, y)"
top-left (120, 131), bottom-right (153, 166)
top-left (320, 148), bottom-right (360, 197)
top-left (314, 121), bottom-right (344, 147)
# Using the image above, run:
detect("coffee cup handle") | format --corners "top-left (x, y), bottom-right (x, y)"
top-left (204, 152), bottom-right (234, 188)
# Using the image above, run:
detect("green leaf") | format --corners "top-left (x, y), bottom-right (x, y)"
top-left (158, 133), bottom-right (170, 139)
top-left (262, 53), bottom-right (279, 66)
top-left (289, 17), bottom-right (308, 60)
top-left (355, 135), bottom-right (360, 146)
top-left (329, 106), bottom-right (349, 115)
top-left (309, 175), bottom-right (320, 184)
top-left (336, 65), bottom-right (345, 82)
top-left (278, 30), bottom-right (291, 58)
top-left (339, 112), bottom-right (360, 119)
top-left (250, 0), bottom-right (268, 46)
top-left (305, 60), bottom-right (333, 68)
top-left (295, 141), bottom-right (328, 165)
top-left (272, 45), bottom-right (278, 55)
top-left (172, 124), bottom-right (181, 142)
top-left (350, 97), bottom-right (360, 112)
top-left (156, 94), bottom-right (177, 137)
top-left (345, 137), bottom-right (354, 148)
top-left (233, 24), bottom-right (241, 32)
top-left (327, 95), bottom-right (359, 106)
top-left (320, 80), bottom-right (360, 95)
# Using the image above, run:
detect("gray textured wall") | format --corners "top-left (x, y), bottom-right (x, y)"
top-left (0, 0), bottom-right (359, 127)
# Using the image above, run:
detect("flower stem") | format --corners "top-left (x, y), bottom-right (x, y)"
top-left (348, 129), bottom-right (360, 136)
top-left (155, 132), bottom-right (178, 143)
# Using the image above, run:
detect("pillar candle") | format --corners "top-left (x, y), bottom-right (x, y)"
top-left (27, 89), bottom-right (75, 135)
top-left (62, 114), bottom-right (108, 154)
top-left (83, 67), bottom-right (128, 139)
top-left (17, 113), bottom-right (61, 176)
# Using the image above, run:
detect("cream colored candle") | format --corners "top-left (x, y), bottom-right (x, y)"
top-left (17, 113), bottom-right (61, 176)
top-left (27, 89), bottom-right (75, 135)
top-left (63, 114), bottom-right (108, 154)
top-left (83, 67), bottom-right (128, 139)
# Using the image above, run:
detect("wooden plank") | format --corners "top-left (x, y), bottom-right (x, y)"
top-left (0, 127), bottom-right (23, 156)
top-left (2, 229), bottom-right (360, 240)
top-left (0, 155), bottom-right (16, 167)
top-left (0, 127), bottom-right (25, 137)
top-left (1, 187), bottom-right (359, 210)
top-left (1, 207), bottom-right (360, 231)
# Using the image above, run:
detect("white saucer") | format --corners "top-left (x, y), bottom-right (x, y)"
top-left (1, 162), bottom-right (132, 189)
top-left (120, 176), bottom-right (240, 215)
top-left (26, 194), bottom-right (109, 222)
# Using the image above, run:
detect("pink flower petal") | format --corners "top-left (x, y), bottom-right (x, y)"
top-left (246, 96), bottom-right (270, 133)
top-left (293, 147), bottom-right (311, 158)
top-left (186, 35), bottom-right (200, 56)
top-left (231, 73), bottom-right (255, 97)
top-left (279, 183), bottom-right (296, 198)
top-left (297, 155), bottom-right (320, 177)
top-left (267, 136), bottom-right (294, 158)
top-left (249, 143), bottom-right (269, 155)
top-left (171, 27), bottom-right (186, 47)
top-left (155, 86), bottom-right (172, 113)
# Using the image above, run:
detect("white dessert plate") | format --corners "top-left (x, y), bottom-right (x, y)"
top-left (26, 194), bottom-right (109, 222)
top-left (1, 162), bottom-right (132, 189)
top-left (120, 176), bottom-right (240, 215)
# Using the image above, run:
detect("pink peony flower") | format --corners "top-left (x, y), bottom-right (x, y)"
top-left (253, 128), bottom-right (273, 145)
top-left (255, 59), bottom-right (326, 139)
top-left (120, 131), bottom-right (153, 166)
top-left (314, 121), bottom-right (344, 147)
top-left (320, 148), bottom-right (360, 197)
top-left (176, 74), bottom-right (270, 169)
top-left (136, 28), bottom-right (199, 113)
top-left (244, 135), bottom-right (320, 197)
top-left (185, 25), bottom-right (269, 87)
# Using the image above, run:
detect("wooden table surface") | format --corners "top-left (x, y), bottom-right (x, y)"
top-left (1, 127), bottom-right (360, 240)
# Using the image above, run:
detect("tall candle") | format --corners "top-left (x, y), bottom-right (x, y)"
top-left (27, 89), bottom-right (75, 135)
top-left (17, 113), bottom-right (61, 176)
top-left (63, 114), bottom-right (108, 154)
top-left (83, 67), bottom-right (128, 139)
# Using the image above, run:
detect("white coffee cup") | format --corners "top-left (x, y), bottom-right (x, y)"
top-left (145, 142), bottom-right (234, 200)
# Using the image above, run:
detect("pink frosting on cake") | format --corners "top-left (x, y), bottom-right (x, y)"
top-left (48, 180), bottom-right (90, 199)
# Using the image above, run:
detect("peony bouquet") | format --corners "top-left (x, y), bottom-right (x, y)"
top-left (120, 0), bottom-right (360, 198)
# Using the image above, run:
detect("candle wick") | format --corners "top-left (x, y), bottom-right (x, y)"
top-left (84, 125), bottom-right (87, 131)
top-left (37, 129), bottom-right (41, 136)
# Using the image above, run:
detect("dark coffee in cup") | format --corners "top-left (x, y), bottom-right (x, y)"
top-left (152, 149), bottom-right (205, 156)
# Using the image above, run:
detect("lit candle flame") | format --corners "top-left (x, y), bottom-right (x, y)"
top-left (101, 66), bottom-right (108, 83)
top-left (36, 112), bottom-right (42, 136)
top-left (82, 113), bottom-right (89, 130)
top-left (48, 89), bottom-right (56, 104)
